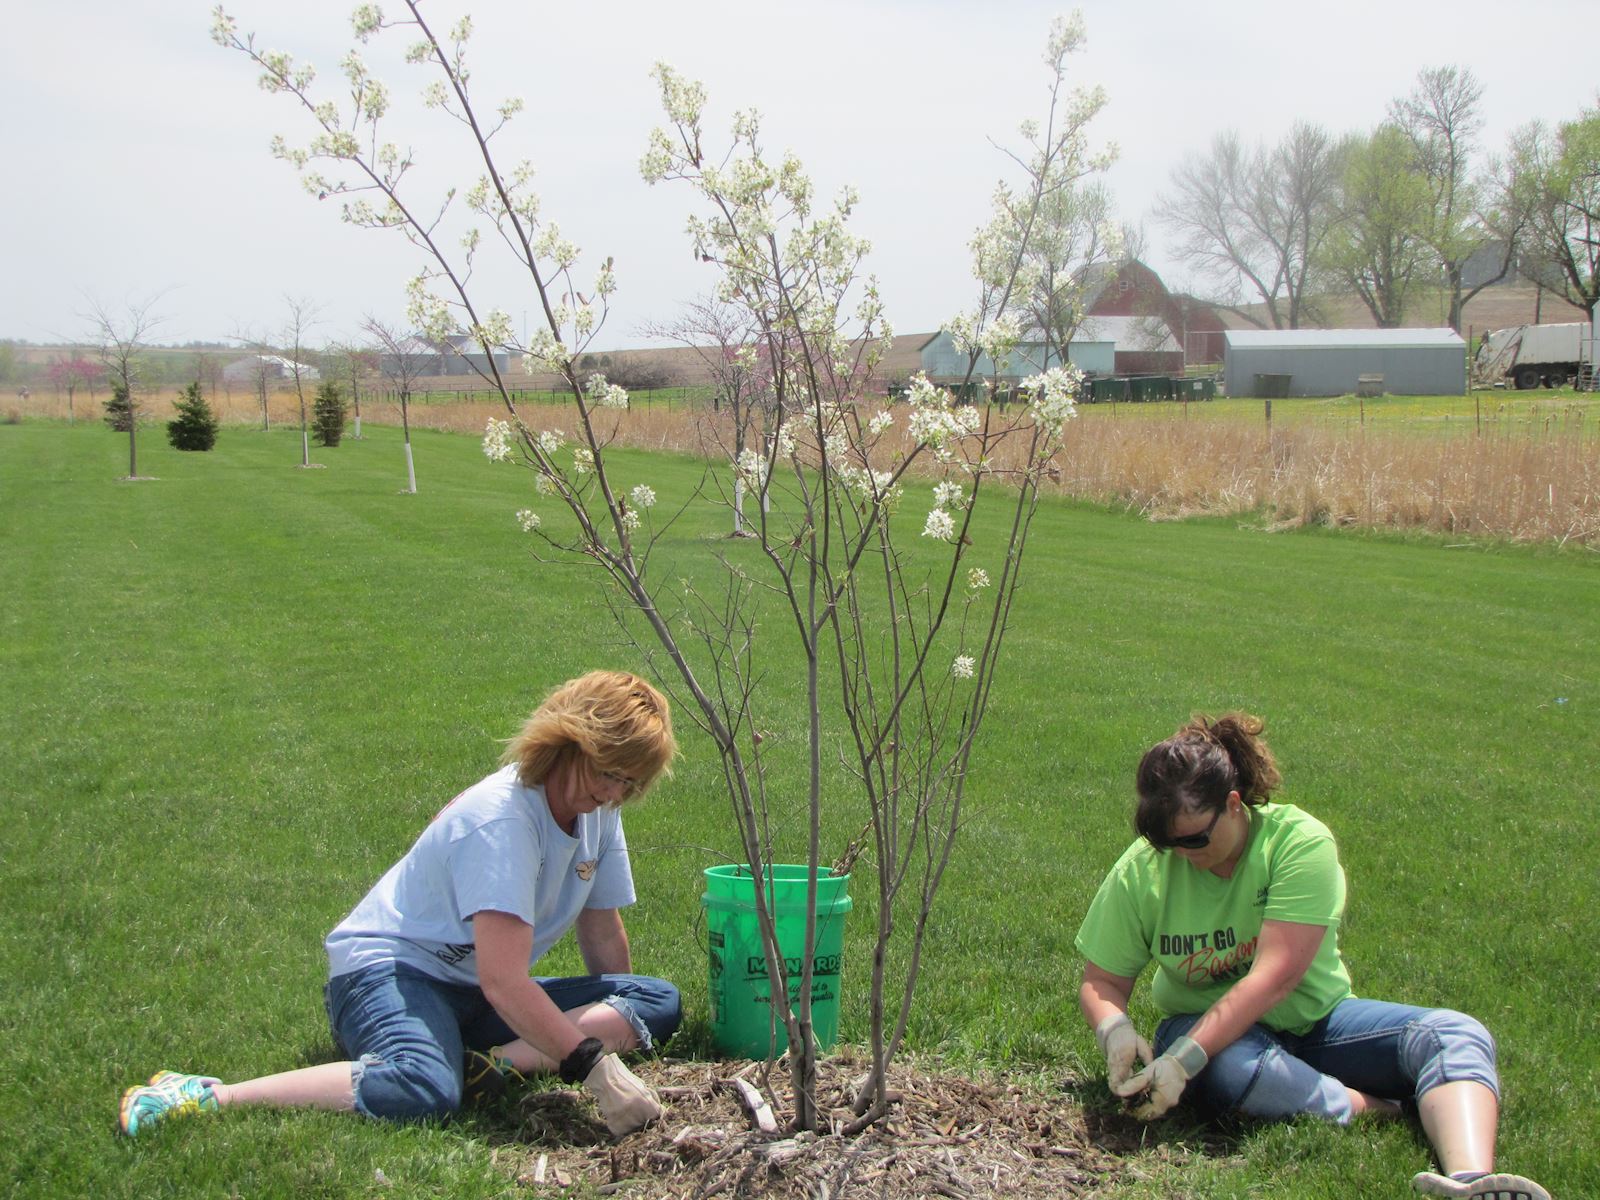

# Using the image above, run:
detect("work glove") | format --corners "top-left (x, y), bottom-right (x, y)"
top-left (1113, 1034), bottom-right (1208, 1120)
top-left (583, 1053), bottom-right (663, 1136)
top-left (1094, 1012), bottom-right (1153, 1092)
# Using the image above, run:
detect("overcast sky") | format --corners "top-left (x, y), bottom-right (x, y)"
top-left (4, 0), bottom-right (1594, 350)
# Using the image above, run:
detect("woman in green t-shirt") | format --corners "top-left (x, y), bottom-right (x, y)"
top-left (1076, 713), bottom-right (1547, 1200)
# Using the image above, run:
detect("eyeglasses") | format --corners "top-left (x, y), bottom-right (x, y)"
top-left (600, 769), bottom-right (638, 791)
top-left (1156, 806), bottom-right (1224, 851)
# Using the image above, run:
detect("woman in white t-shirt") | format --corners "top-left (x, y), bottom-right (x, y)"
top-left (1076, 713), bottom-right (1547, 1200)
top-left (120, 671), bottom-right (681, 1140)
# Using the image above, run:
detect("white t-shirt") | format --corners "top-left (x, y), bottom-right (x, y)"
top-left (325, 764), bottom-right (636, 984)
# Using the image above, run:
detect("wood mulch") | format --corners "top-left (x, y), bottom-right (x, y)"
top-left (484, 1051), bottom-right (1144, 1199)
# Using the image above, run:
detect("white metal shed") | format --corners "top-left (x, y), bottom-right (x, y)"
top-left (1223, 328), bottom-right (1466, 397)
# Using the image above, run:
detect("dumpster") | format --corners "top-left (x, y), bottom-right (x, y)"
top-left (1171, 377), bottom-right (1216, 401)
top-left (1128, 375), bottom-right (1172, 402)
top-left (1254, 373), bottom-right (1292, 398)
top-left (1087, 377), bottom-right (1129, 404)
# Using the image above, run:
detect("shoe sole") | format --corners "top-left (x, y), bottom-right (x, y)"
top-left (1459, 1177), bottom-right (1550, 1200)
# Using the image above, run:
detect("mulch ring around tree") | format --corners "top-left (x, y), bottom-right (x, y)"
top-left (484, 1050), bottom-right (1150, 1199)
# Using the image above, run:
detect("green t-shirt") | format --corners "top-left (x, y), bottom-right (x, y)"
top-left (1074, 802), bottom-right (1354, 1035)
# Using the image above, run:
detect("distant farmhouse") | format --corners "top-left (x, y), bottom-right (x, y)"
top-left (917, 259), bottom-right (1226, 385)
top-left (221, 354), bottom-right (321, 385)
top-left (373, 334), bottom-right (513, 377)
top-left (918, 330), bottom-right (1114, 386)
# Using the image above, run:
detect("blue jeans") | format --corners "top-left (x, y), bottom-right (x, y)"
top-left (324, 962), bottom-right (682, 1121)
top-left (1154, 998), bottom-right (1498, 1125)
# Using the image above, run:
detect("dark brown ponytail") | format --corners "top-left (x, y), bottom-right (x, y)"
top-left (1134, 711), bottom-right (1281, 847)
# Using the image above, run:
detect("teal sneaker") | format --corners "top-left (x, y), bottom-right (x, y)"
top-left (118, 1070), bottom-right (220, 1136)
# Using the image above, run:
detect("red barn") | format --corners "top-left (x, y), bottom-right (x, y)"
top-left (1079, 260), bottom-right (1228, 368)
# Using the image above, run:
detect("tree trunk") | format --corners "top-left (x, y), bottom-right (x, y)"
top-left (402, 398), bottom-right (416, 493)
top-left (1446, 263), bottom-right (1465, 333)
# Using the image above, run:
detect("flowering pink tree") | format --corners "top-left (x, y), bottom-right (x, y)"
top-left (46, 356), bottom-right (106, 424)
top-left (216, 2), bottom-right (1110, 1132)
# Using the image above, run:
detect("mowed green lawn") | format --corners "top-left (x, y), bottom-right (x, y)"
top-left (2, 420), bottom-right (1595, 1200)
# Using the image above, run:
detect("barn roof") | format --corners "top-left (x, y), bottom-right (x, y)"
top-left (1224, 327), bottom-right (1465, 350)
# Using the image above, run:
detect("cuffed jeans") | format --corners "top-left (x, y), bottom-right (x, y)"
top-left (1154, 998), bottom-right (1498, 1125)
top-left (324, 961), bottom-right (682, 1121)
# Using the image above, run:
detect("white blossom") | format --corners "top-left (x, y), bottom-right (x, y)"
top-left (952, 655), bottom-right (976, 679)
top-left (735, 448), bottom-right (769, 487)
top-left (621, 509), bottom-right (642, 532)
top-left (771, 423), bottom-right (796, 459)
top-left (535, 429), bottom-right (563, 454)
top-left (922, 508), bottom-right (956, 541)
top-left (515, 508), bottom-right (540, 532)
top-left (573, 447), bottom-right (594, 476)
top-left (630, 484), bottom-right (657, 509)
top-left (482, 418), bottom-right (513, 462)
top-left (933, 481), bottom-right (965, 510)
top-left (868, 410), bottom-right (894, 435)
top-left (349, 4), bottom-right (383, 37)
top-left (967, 567), bottom-right (991, 589)
top-left (585, 374), bottom-right (629, 410)
top-left (524, 327), bottom-right (569, 372)
top-left (1021, 365), bottom-right (1082, 430)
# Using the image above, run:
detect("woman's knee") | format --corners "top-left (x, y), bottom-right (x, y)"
top-left (604, 976), bottom-right (682, 1050)
top-left (353, 1053), bottom-right (464, 1121)
top-left (1401, 1009), bottom-right (1499, 1096)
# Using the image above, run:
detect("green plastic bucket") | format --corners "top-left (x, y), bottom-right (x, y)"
top-left (701, 863), bottom-right (852, 1058)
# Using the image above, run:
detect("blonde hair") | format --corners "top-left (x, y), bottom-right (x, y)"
top-left (501, 671), bottom-right (676, 800)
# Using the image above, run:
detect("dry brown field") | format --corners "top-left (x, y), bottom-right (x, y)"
top-left (1220, 284), bottom-right (1589, 337)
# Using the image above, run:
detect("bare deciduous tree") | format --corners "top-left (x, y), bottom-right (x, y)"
top-left (1157, 122), bottom-right (1340, 330)
top-left (363, 316), bottom-right (430, 492)
top-left (84, 296), bottom-right (163, 480)
top-left (231, 325), bottom-right (279, 431)
top-left (642, 297), bottom-right (773, 535)
top-left (1389, 66), bottom-right (1507, 332)
top-left (326, 340), bottom-right (377, 439)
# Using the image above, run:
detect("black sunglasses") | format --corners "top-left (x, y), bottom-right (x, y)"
top-left (1155, 806), bottom-right (1224, 851)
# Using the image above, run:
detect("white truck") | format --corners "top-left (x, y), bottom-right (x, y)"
top-left (1472, 322), bottom-right (1592, 390)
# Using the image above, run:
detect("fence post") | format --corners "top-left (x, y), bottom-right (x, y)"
top-left (1475, 397), bottom-right (1481, 437)
top-left (1265, 399), bottom-right (1273, 430)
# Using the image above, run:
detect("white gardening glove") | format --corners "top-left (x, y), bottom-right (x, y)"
top-left (1113, 1034), bottom-right (1208, 1120)
top-left (1094, 1012), bottom-right (1153, 1092)
top-left (583, 1053), bottom-right (663, 1136)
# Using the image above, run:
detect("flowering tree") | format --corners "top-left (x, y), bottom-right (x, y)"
top-left (951, 22), bottom-right (1122, 376)
top-left (215, 2), bottom-right (1102, 1133)
top-left (46, 355), bottom-right (106, 424)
